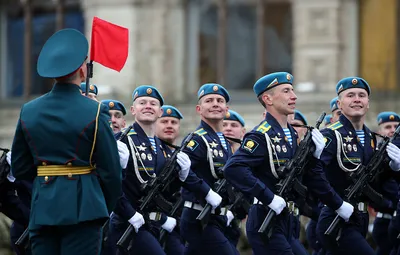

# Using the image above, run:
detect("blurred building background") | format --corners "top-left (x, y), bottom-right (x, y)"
top-left (0, 0), bottom-right (398, 253)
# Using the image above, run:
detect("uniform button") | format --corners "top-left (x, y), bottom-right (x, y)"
top-left (44, 176), bottom-right (48, 181)
top-left (68, 173), bottom-right (72, 178)
top-left (42, 162), bottom-right (47, 166)
top-left (67, 162), bottom-right (72, 166)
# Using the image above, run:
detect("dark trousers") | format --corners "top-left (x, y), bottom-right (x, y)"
top-left (10, 222), bottom-right (31, 255)
top-left (180, 207), bottom-right (239, 255)
top-left (372, 217), bottom-right (393, 255)
top-left (29, 220), bottom-right (103, 255)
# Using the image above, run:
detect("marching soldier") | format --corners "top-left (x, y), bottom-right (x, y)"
top-left (315, 77), bottom-right (400, 255)
top-left (288, 110), bottom-right (308, 141)
top-left (10, 29), bottom-right (123, 255)
top-left (102, 99), bottom-right (127, 134)
top-left (324, 115), bottom-right (332, 127)
top-left (330, 97), bottom-right (341, 123)
top-left (80, 82), bottom-right (99, 101)
top-left (180, 83), bottom-right (237, 255)
top-left (223, 110), bottom-right (246, 152)
top-left (156, 105), bottom-right (183, 146)
top-left (223, 72), bottom-right (352, 255)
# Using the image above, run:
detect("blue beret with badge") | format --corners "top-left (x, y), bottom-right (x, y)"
top-left (37, 29), bottom-right (88, 78)
top-left (330, 97), bottom-right (339, 112)
top-left (224, 110), bottom-right (245, 127)
top-left (336, 77), bottom-right (371, 95)
top-left (253, 72), bottom-right (294, 97)
top-left (80, 83), bottom-right (98, 95)
top-left (132, 85), bottom-right (164, 106)
top-left (101, 99), bottom-right (126, 115)
top-left (197, 83), bottom-right (230, 103)
top-left (161, 105), bottom-right (183, 119)
top-left (294, 110), bottom-right (308, 126)
top-left (377, 111), bottom-right (400, 125)
top-left (324, 114), bottom-right (332, 125)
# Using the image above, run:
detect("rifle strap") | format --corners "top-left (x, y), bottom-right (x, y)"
top-left (200, 136), bottom-right (219, 179)
top-left (264, 133), bottom-right (280, 179)
top-left (334, 130), bottom-right (361, 172)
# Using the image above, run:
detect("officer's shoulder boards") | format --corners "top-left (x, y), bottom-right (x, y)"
top-left (326, 121), bottom-right (343, 131)
top-left (194, 128), bottom-right (207, 136)
top-left (255, 121), bottom-right (271, 134)
top-left (241, 138), bottom-right (259, 153)
top-left (186, 138), bottom-right (199, 151)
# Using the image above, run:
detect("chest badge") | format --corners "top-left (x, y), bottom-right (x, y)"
top-left (282, 145), bottom-right (287, 153)
top-left (209, 141), bottom-right (218, 148)
top-left (141, 153), bottom-right (147, 160)
top-left (137, 145), bottom-right (146, 152)
top-left (219, 150), bottom-right (223, 157)
top-left (344, 136), bottom-right (353, 143)
top-left (276, 145), bottom-right (281, 153)
top-left (353, 144), bottom-right (357, 152)
top-left (272, 136), bottom-right (282, 143)
top-left (347, 144), bottom-right (352, 152)
top-left (147, 154), bottom-right (153, 161)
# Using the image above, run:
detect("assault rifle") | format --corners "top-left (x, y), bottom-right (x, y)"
top-left (324, 124), bottom-right (400, 240)
top-left (257, 112), bottom-right (326, 240)
top-left (117, 133), bottom-right (194, 252)
top-left (0, 148), bottom-right (10, 187)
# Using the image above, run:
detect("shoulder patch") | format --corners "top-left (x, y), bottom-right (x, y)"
top-left (241, 138), bottom-right (259, 153)
top-left (324, 136), bottom-right (332, 148)
top-left (256, 121), bottom-right (271, 134)
top-left (186, 139), bottom-right (199, 151)
top-left (128, 129), bottom-right (137, 135)
top-left (327, 121), bottom-right (343, 131)
top-left (194, 128), bottom-right (207, 136)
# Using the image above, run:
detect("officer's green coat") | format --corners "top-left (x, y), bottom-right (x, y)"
top-left (11, 83), bottom-right (122, 227)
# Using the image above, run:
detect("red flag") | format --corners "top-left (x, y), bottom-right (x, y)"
top-left (90, 17), bottom-right (129, 72)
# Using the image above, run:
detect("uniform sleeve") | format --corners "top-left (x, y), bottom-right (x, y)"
top-left (181, 169), bottom-right (211, 199)
top-left (303, 129), bottom-right (343, 210)
top-left (11, 106), bottom-right (36, 180)
top-left (224, 132), bottom-right (275, 205)
top-left (0, 181), bottom-right (30, 226)
top-left (94, 104), bottom-right (123, 214)
top-left (113, 192), bottom-right (137, 220)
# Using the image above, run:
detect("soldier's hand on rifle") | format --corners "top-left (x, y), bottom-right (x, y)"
top-left (335, 201), bottom-right (354, 222)
top-left (6, 151), bottom-right (11, 166)
top-left (387, 143), bottom-right (400, 171)
top-left (205, 189), bottom-right (222, 209)
top-left (128, 212), bottom-right (145, 233)
top-left (268, 195), bottom-right (286, 215)
top-left (311, 129), bottom-right (325, 159)
top-left (226, 210), bottom-right (234, 226)
top-left (161, 217), bottom-right (177, 233)
top-left (177, 152), bottom-right (190, 182)
top-left (117, 141), bottom-right (129, 169)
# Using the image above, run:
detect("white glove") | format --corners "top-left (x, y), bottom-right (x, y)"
top-left (161, 217), bottom-right (177, 233)
top-left (6, 151), bottom-right (11, 166)
top-left (267, 195), bottom-right (286, 215)
top-left (128, 212), bottom-right (145, 233)
top-left (387, 143), bottom-right (400, 171)
top-left (205, 189), bottom-right (222, 209)
top-left (335, 201), bottom-right (354, 222)
top-left (311, 129), bottom-right (325, 159)
top-left (117, 141), bottom-right (129, 169)
top-left (226, 210), bottom-right (235, 227)
top-left (177, 152), bottom-right (190, 182)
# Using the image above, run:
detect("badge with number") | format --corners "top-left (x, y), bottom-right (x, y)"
top-left (147, 154), bottom-right (152, 161)
top-left (282, 145), bottom-right (287, 153)
top-left (219, 150), bottom-right (223, 157)
top-left (353, 144), bottom-right (357, 152)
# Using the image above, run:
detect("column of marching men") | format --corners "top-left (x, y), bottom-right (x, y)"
top-left (2, 28), bottom-right (400, 255)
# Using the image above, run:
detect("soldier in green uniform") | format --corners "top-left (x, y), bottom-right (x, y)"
top-left (10, 29), bottom-right (122, 255)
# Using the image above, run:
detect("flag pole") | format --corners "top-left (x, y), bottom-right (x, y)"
top-left (85, 60), bottom-right (93, 96)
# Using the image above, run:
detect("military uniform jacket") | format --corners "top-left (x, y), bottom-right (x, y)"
top-left (114, 122), bottom-right (209, 223)
top-left (182, 120), bottom-right (232, 204)
top-left (11, 83), bottom-right (122, 227)
top-left (224, 112), bottom-right (343, 209)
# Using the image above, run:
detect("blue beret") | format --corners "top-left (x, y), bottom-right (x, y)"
top-left (324, 114), bottom-right (332, 125)
top-left (101, 99), bottom-right (126, 115)
top-left (336, 77), bottom-right (371, 95)
top-left (253, 72), bottom-right (293, 97)
top-left (37, 29), bottom-right (88, 78)
top-left (80, 83), bottom-right (98, 95)
top-left (377, 112), bottom-right (400, 125)
top-left (161, 105), bottom-right (183, 119)
top-left (132, 85), bottom-right (164, 106)
top-left (224, 110), bottom-right (245, 127)
top-left (294, 110), bottom-right (308, 126)
top-left (197, 83), bottom-right (230, 103)
top-left (330, 97), bottom-right (338, 112)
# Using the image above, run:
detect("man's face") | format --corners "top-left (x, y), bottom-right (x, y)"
top-left (263, 84), bottom-right (297, 115)
top-left (196, 94), bottom-right (228, 121)
top-left (289, 118), bottom-right (307, 140)
top-left (130, 97), bottom-right (162, 124)
top-left (337, 88), bottom-right (369, 118)
top-left (379, 121), bottom-right (399, 138)
top-left (223, 120), bottom-right (245, 140)
top-left (331, 109), bottom-right (342, 123)
top-left (156, 117), bottom-right (180, 144)
top-left (109, 110), bottom-right (126, 133)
